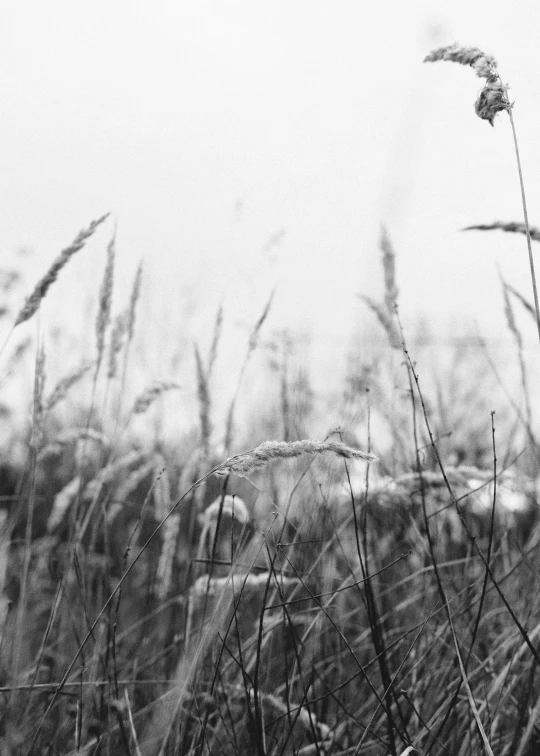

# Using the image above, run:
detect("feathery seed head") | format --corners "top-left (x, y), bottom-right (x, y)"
top-left (424, 45), bottom-right (497, 77)
top-left (424, 43), bottom-right (510, 126)
top-left (213, 439), bottom-right (377, 478)
top-left (15, 214), bottom-right (109, 327)
top-left (96, 234), bottom-right (115, 363)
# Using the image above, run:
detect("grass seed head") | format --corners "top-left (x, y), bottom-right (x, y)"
top-left (132, 380), bottom-right (180, 415)
top-left (96, 233), bottom-right (115, 364)
top-left (424, 44), bottom-right (498, 77)
top-left (214, 439), bottom-right (377, 478)
top-left (424, 43), bottom-right (510, 126)
top-left (15, 214), bottom-right (109, 327)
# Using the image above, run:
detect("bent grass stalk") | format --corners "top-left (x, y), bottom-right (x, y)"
top-left (425, 44), bottom-right (540, 347)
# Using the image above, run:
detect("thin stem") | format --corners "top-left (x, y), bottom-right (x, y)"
top-left (507, 107), bottom-right (540, 346)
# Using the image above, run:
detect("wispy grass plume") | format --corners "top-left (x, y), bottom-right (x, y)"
top-left (213, 439), bottom-right (377, 477)
top-left (14, 214), bottom-right (109, 328)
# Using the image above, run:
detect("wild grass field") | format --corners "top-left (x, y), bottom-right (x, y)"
top-left (3, 44), bottom-right (540, 756)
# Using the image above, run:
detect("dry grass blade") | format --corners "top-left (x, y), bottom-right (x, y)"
top-left (463, 221), bottom-right (540, 242)
top-left (214, 439), bottom-right (377, 477)
top-left (14, 214), bottom-right (109, 327)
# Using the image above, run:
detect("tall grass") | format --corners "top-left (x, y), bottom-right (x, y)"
top-left (1, 44), bottom-right (540, 756)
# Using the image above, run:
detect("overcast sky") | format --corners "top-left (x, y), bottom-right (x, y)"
top-left (2, 1), bottom-right (540, 395)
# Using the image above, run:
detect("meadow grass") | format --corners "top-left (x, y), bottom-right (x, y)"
top-left (2, 44), bottom-right (540, 756)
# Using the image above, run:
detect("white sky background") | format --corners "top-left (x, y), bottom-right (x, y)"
top-left (2, 1), bottom-right (540, 413)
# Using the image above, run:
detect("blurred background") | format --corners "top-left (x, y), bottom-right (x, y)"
top-left (1, 0), bottom-right (540, 436)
